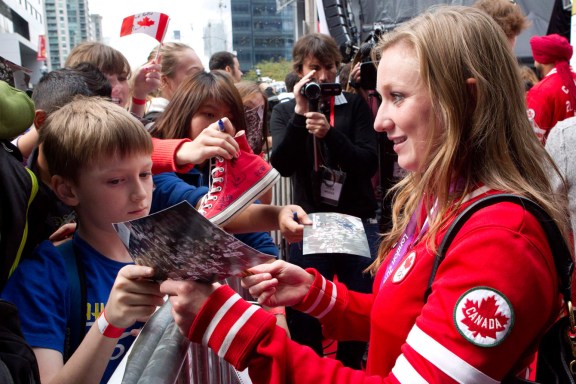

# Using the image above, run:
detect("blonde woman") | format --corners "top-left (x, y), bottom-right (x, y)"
top-left (143, 42), bottom-right (204, 121)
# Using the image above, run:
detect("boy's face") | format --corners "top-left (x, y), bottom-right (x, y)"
top-left (71, 153), bottom-right (153, 232)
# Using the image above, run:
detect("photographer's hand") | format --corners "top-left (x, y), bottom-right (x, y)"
top-left (305, 112), bottom-right (330, 138)
top-left (348, 62), bottom-right (362, 90)
top-left (294, 70), bottom-right (316, 115)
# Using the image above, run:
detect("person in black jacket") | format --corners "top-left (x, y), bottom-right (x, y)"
top-left (0, 80), bottom-right (41, 384)
top-left (0, 80), bottom-right (37, 293)
top-left (269, 33), bottom-right (379, 369)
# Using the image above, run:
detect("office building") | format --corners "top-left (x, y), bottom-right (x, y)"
top-left (231, 0), bottom-right (296, 72)
top-left (90, 13), bottom-right (102, 42)
top-left (0, 0), bottom-right (45, 87)
top-left (44, 0), bottom-right (91, 70)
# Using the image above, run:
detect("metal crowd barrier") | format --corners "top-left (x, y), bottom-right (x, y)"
top-left (117, 277), bottom-right (263, 384)
top-left (270, 176), bottom-right (293, 260)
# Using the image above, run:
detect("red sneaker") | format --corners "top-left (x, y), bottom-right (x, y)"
top-left (198, 131), bottom-right (280, 226)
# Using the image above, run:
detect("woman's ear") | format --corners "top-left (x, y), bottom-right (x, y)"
top-left (159, 74), bottom-right (169, 90)
top-left (51, 175), bottom-right (79, 207)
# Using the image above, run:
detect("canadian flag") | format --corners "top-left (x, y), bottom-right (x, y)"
top-left (120, 12), bottom-right (170, 43)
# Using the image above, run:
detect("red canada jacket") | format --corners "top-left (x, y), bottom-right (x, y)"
top-left (188, 190), bottom-right (561, 383)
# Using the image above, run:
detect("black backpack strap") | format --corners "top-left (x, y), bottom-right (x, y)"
top-left (57, 240), bottom-right (86, 362)
top-left (424, 194), bottom-right (574, 304)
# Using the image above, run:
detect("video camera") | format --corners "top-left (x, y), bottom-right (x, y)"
top-left (300, 81), bottom-right (342, 112)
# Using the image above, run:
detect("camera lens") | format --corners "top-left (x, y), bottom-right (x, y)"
top-left (301, 82), bottom-right (321, 100)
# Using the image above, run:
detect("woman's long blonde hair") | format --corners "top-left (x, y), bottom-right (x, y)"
top-left (368, 6), bottom-right (570, 273)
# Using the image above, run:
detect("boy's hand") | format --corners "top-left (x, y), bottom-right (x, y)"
top-left (278, 205), bottom-right (311, 244)
top-left (105, 265), bottom-right (164, 329)
top-left (160, 280), bottom-right (221, 337)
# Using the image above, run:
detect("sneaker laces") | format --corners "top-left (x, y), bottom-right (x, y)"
top-left (198, 156), bottom-right (225, 214)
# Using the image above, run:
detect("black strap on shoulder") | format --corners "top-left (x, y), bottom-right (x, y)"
top-left (424, 194), bottom-right (574, 303)
top-left (57, 240), bottom-right (87, 362)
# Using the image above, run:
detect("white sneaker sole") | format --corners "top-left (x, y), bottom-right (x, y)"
top-left (208, 168), bottom-right (281, 226)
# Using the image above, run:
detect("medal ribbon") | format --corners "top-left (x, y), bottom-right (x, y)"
top-left (381, 201), bottom-right (432, 288)
top-left (379, 185), bottom-right (490, 290)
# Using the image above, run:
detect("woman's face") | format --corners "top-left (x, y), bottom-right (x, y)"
top-left (244, 93), bottom-right (265, 110)
top-left (104, 72), bottom-right (130, 108)
top-left (374, 42), bottom-right (436, 173)
top-left (243, 93), bottom-right (266, 153)
top-left (189, 99), bottom-right (234, 139)
top-left (163, 49), bottom-right (204, 100)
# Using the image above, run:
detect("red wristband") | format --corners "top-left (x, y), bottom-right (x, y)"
top-left (131, 96), bottom-right (147, 105)
top-left (267, 306), bottom-right (286, 316)
top-left (97, 310), bottom-right (125, 338)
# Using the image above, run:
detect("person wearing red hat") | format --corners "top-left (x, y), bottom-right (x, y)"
top-left (526, 33), bottom-right (576, 143)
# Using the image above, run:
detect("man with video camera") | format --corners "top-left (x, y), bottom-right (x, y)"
top-left (270, 33), bottom-right (378, 369)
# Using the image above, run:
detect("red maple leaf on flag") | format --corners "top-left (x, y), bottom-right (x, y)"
top-left (137, 17), bottom-right (155, 27)
top-left (461, 295), bottom-right (509, 339)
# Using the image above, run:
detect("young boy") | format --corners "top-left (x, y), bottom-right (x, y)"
top-left (1, 97), bottom-right (165, 384)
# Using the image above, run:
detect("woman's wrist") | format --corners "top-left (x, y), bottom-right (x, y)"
top-left (267, 306), bottom-right (286, 316)
top-left (131, 96), bottom-right (147, 105)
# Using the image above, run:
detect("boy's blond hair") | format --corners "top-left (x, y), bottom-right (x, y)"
top-left (39, 97), bottom-right (153, 182)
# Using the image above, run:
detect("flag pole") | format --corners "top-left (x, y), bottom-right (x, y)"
top-left (153, 42), bottom-right (163, 64)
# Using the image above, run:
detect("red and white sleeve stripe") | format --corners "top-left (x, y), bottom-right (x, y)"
top-left (188, 285), bottom-right (276, 368)
top-left (391, 325), bottom-right (500, 384)
top-left (294, 269), bottom-right (339, 319)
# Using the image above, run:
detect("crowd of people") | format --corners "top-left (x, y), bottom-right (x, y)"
top-left (1, 0), bottom-right (575, 383)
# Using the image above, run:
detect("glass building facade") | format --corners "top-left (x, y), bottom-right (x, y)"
top-left (45, 0), bottom-right (90, 69)
top-left (231, 0), bottom-right (295, 72)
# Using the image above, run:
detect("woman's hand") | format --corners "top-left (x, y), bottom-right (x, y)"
top-left (180, 118), bottom-right (240, 165)
top-left (160, 280), bottom-right (221, 337)
top-left (241, 260), bottom-right (314, 307)
top-left (132, 60), bottom-right (162, 100)
top-left (104, 265), bottom-right (164, 329)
